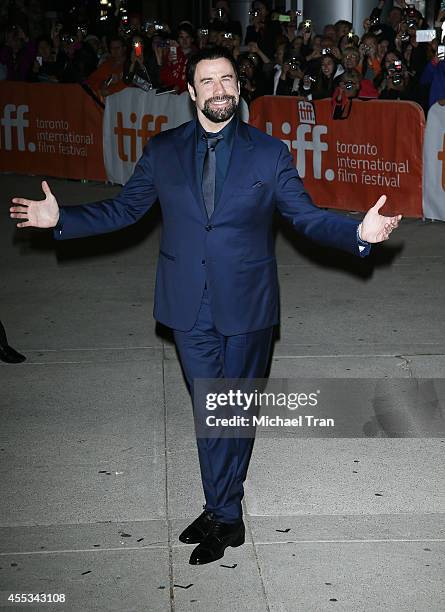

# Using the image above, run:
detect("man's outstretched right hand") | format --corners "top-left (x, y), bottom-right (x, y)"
top-left (10, 180), bottom-right (60, 229)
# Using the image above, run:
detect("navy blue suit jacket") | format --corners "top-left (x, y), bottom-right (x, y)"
top-left (55, 118), bottom-right (367, 335)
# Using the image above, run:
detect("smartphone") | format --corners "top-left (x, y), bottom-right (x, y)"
top-left (278, 15), bottom-right (291, 23)
top-left (133, 41), bottom-right (143, 57)
top-left (36, 56), bottom-right (43, 66)
top-left (416, 29), bottom-right (436, 42)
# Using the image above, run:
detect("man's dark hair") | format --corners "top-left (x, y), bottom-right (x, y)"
top-left (186, 46), bottom-right (239, 89)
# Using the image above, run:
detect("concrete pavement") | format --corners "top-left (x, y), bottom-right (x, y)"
top-left (1, 173), bottom-right (444, 612)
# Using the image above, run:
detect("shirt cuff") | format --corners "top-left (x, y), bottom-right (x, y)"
top-left (356, 224), bottom-right (371, 257)
top-left (53, 207), bottom-right (65, 240)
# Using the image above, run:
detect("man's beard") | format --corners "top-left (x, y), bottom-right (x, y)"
top-left (202, 95), bottom-right (238, 123)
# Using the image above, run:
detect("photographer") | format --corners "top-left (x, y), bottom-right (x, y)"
top-left (238, 53), bottom-right (267, 105)
top-left (332, 70), bottom-right (362, 118)
top-left (245, 1), bottom-right (281, 61)
top-left (276, 52), bottom-right (305, 96)
top-left (0, 24), bottom-right (36, 80)
top-left (342, 48), bottom-right (361, 73)
top-left (52, 28), bottom-right (98, 83)
top-left (304, 52), bottom-right (341, 100)
top-left (29, 35), bottom-right (65, 83)
top-left (377, 52), bottom-right (413, 101)
top-left (368, 1), bottom-right (396, 44)
top-left (219, 30), bottom-right (242, 61)
top-left (280, 9), bottom-right (299, 44)
top-left (123, 33), bottom-right (159, 92)
top-left (158, 24), bottom-right (197, 93)
top-left (358, 33), bottom-right (382, 80)
top-left (86, 36), bottom-right (128, 100)
top-left (208, 1), bottom-right (242, 39)
top-left (399, 13), bottom-right (429, 91)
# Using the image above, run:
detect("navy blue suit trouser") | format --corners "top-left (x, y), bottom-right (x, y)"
top-left (173, 288), bottom-right (274, 524)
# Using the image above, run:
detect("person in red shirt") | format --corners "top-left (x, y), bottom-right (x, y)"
top-left (86, 36), bottom-right (128, 101)
top-left (158, 24), bottom-right (197, 93)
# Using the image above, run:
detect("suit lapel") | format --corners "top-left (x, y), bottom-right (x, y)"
top-left (174, 119), bottom-right (208, 221)
top-left (173, 117), bottom-right (254, 222)
top-left (213, 120), bottom-right (254, 219)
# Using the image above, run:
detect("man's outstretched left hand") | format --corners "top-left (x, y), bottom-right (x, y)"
top-left (359, 195), bottom-right (402, 243)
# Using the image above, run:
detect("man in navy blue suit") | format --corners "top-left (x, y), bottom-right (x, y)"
top-left (11, 46), bottom-right (401, 565)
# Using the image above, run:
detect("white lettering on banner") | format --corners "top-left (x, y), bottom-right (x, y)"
top-left (0, 104), bottom-right (32, 151)
top-left (297, 100), bottom-right (315, 125)
top-left (266, 120), bottom-right (330, 180)
top-left (103, 89), bottom-right (195, 184)
top-left (266, 118), bottom-right (410, 187)
top-left (423, 102), bottom-right (445, 221)
top-left (0, 102), bottom-right (95, 157)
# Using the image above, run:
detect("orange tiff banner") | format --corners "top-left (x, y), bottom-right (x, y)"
top-left (250, 97), bottom-right (424, 218)
top-left (0, 82), bottom-right (106, 181)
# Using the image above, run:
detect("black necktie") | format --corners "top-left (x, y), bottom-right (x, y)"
top-left (202, 133), bottom-right (223, 219)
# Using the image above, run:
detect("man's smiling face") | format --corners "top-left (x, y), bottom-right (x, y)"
top-left (188, 57), bottom-right (240, 124)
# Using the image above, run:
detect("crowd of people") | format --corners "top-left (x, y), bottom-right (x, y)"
top-left (1, 0), bottom-right (445, 114)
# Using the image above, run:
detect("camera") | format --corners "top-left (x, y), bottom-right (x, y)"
top-left (388, 60), bottom-right (403, 84)
top-left (249, 10), bottom-right (259, 18)
top-left (216, 8), bottom-right (225, 19)
top-left (133, 73), bottom-right (152, 92)
top-left (61, 33), bottom-right (75, 44)
top-left (406, 18), bottom-right (417, 29)
top-left (223, 32), bottom-right (233, 39)
top-left (36, 56), bottom-right (43, 66)
top-left (142, 20), bottom-right (155, 32)
top-left (198, 28), bottom-right (209, 37)
top-left (321, 48), bottom-right (331, 55)
top-left (302, 75), bottom-right (316, 90)
top-left (154, 22), bottom-right (165, 31)
top-left (438, 45), bottom-right (445, 60)
top-left (344, 80), bottom-right (355, 90)
top-left (304, 19), bottom-right (312, 31)
top-left (370, 16), bottom-right (380, 26)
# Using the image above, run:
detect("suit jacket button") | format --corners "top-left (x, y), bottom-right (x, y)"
top-left (205, 224), bottom-right (213, 231)
top-left (201, 259), bottom-right (206, 264)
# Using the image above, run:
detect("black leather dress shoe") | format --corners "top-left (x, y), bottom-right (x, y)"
top-left (178, 510), bottom-right (216, 544)
top-left (0, 344), bottom-right (26, 364)
top-left (189, 520), bottom-right (245, 565)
